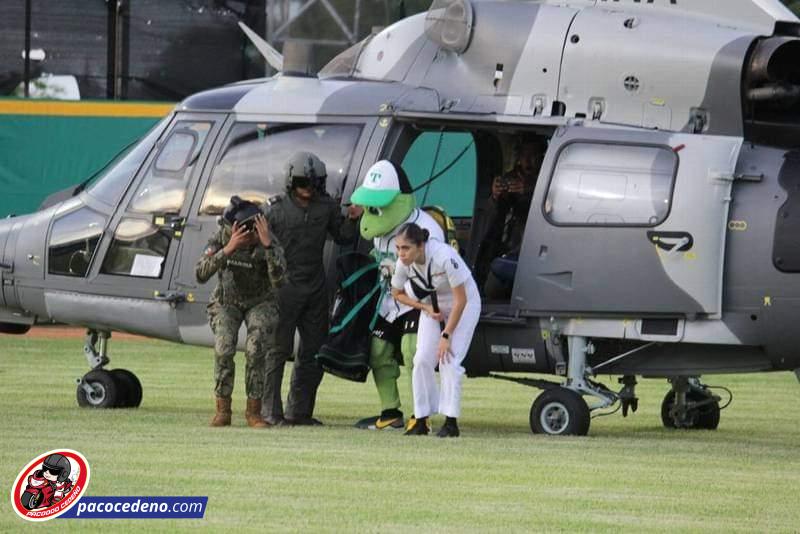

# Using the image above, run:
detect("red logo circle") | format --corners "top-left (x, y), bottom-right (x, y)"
top-left (10, 449), bottom-right (90, 522)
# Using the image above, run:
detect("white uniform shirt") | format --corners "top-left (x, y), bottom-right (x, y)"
top-left (391, 239), bottom-right (478, 310)
top-left (374, 209), bottom-right (444, 322)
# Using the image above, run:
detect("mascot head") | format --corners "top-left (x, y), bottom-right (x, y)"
top-left (351, 160), bottom-right (415, 240)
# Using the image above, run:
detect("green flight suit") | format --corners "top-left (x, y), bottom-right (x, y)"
top-left (262, 192), bottom-right (358, 420)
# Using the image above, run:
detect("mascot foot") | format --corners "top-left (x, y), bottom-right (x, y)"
top-left (355, 410), bottom-right (404, 430)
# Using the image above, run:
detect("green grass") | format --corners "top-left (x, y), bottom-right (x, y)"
top-left (1, 335), bottom-right (800, 532)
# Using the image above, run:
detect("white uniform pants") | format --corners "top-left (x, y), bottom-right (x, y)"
top-left (412, 298), bottom-right (481, 418)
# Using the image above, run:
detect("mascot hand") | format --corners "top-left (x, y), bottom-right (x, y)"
top-left (379, 257), bottom-right (395, 281)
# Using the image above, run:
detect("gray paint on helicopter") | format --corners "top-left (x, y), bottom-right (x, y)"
top-left (685, 36), bottom-right (757, 136)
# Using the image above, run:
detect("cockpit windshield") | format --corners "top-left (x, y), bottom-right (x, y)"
top-left (199, 122), bottom-right (363, 215)
top-left (86, 116), bottom-right (171, 205)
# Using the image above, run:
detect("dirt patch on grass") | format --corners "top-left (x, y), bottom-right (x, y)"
top-left (6, 326), bottom-right (150, 341)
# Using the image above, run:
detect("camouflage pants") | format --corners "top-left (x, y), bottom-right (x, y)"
top-left (209, 299), bottom-right (279, 399)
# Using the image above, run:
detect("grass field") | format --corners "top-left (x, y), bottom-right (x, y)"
top-left (1, 334), bottom-right (799, 532)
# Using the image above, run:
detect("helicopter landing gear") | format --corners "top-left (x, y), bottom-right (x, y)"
top-left (529, 336), bottom-right (616, 436)
top-left (530, 387), bottom-right (590, 435)
top-left (75, 330), bottom-right (142, 408)
top-left (660, 376), bottom-right (721, 429)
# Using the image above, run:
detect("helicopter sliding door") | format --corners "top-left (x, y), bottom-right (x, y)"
top-left (515, 125), bottom-right (742, 319)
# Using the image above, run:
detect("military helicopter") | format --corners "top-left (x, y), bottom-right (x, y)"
top-left (3, 0), bottom-right (800, 435)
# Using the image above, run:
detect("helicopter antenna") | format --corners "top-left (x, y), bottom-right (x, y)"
top-left (238, 21), bottom-right (284, 72)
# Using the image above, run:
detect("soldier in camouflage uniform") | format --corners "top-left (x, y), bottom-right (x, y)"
top-left (261, 151), bottom-right (362, 426)
top-left (196, 196), bottom-right (287, 428)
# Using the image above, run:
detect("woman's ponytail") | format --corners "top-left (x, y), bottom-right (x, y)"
top-left (397, 223), bottom-right (429, 246)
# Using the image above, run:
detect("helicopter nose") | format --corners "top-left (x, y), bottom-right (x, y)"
top-left (0, 216), bottom-right (22, 309)
top-left (0, 217), bottom-right (16, 278)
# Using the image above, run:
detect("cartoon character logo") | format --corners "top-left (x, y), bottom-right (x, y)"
top-left (10, 449), bottom-right (90, 522)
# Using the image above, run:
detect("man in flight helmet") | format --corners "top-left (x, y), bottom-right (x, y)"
top-left (196, 195), bottom-right (287, 428)
top-left (261, 151), bottom-right (363, 425)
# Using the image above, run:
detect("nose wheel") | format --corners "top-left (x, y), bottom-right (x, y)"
top-left (75, 330), bottom-right (142, 408)
top-left (530, 388), bottom-right (590, 436)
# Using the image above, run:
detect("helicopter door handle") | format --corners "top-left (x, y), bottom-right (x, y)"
top-left (153, 290), bottom-right (186, 307)
top-left (647, 231), bottom-right (693, 255)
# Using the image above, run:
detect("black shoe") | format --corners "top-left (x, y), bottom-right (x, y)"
top-left (436, 421), bottom-right (460, 438)
top-left (264, 415), bottom-right (287, 426)
top-left (404, 418), bottom-right (430, 436)
top-left (284, 416), bottom-right (324, 426)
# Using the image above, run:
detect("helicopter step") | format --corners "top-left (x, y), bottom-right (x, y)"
top-left (75, 329), bottom-right (142, 409)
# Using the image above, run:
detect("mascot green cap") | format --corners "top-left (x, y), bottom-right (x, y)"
top-left (353, 160), bottom-right (416, 240)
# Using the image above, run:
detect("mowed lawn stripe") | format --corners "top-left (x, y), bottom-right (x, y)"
top-left (1, 336), bottom-right (799, 532)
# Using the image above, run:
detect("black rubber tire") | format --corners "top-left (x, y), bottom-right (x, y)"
top-left (21, 490), bottom-right (43, 510)
top-left (110, 369), bottom-right (143, 408)
top-left (660, 389), bottom-right (720, 430)
top-left (76, 369), bottom-right (120, 408)
top-left (530, 388), bottom-right (591, 436)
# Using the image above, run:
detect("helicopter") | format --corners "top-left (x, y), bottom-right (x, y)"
top-left (2, 0), bottom-right (800, 435)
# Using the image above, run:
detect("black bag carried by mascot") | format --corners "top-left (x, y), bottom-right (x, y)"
top-left (315, 252), bottom-right (381, 382)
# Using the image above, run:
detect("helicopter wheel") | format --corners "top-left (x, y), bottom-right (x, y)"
top-left (76, 369), bottom-right (120, 408)
top-left (660, 389), bottom-right (720, 429)
top-left (530, 388), bottom-right (591, 436)
top-left (110, 369), bottom-right (143, 408)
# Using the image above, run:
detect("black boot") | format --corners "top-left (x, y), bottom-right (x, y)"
top-left (404, 416), bottom-right (430, 435)
top-left (436, 417), bottom-right (460, 438)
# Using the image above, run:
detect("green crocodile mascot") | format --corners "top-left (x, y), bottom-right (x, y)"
top-left (350, 160), bottom-right (445, 430)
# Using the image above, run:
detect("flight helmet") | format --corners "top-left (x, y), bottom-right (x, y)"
top-left (222, 195), bottom-right (260, 231)
top-left (284, 151), bottom-right (327, 192)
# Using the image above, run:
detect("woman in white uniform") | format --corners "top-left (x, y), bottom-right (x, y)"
top-left (390, 223), bottom-right (481, 437)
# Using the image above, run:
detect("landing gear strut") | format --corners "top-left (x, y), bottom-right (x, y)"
top-left (75, 329), bottom-right (142, 409)
top-left (660, 376), bottom-right (721, 429)
top-left (528, 336), bottom-right (617, 436)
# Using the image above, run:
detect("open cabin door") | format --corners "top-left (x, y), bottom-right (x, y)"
top-left (514, 125), bottom-right (742, 319)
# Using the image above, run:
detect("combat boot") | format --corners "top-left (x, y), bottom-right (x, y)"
top-left (245, 398), bottom-right (269, 428)
top-left (210, 397), bottom-right (232, 427)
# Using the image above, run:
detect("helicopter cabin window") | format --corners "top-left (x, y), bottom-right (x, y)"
top-left (128, 121), bottom-right (212, 215)
top-left (100, 218), bottom-right (171, 278)
top-left (199, 123), bottom-right (363, 215)
top-left (401, 131), bottom-right (477, 220)
top-left (86, 117), bottom-right (170, 206)
top-left (48, 208), bottom-right (106, 277)
top-left (544, 142), bottom-right (677, 226)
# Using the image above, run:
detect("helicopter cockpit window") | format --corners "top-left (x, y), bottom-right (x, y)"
top-left (544, 142), bottom-right (677, 226)
top-left (48, 208), bottom-right (106, 277)
top-left (86, 117), bottom-right (170, 206)
top-left (128, 121), bottom-right (212, 214)
top-left (199, 123), bottom-right (363, 215)
top-left (100, 218), bottom-right (171, 278)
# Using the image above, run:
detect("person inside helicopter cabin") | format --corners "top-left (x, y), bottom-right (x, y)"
top-left (473, 136), bottom-right (547, 299)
